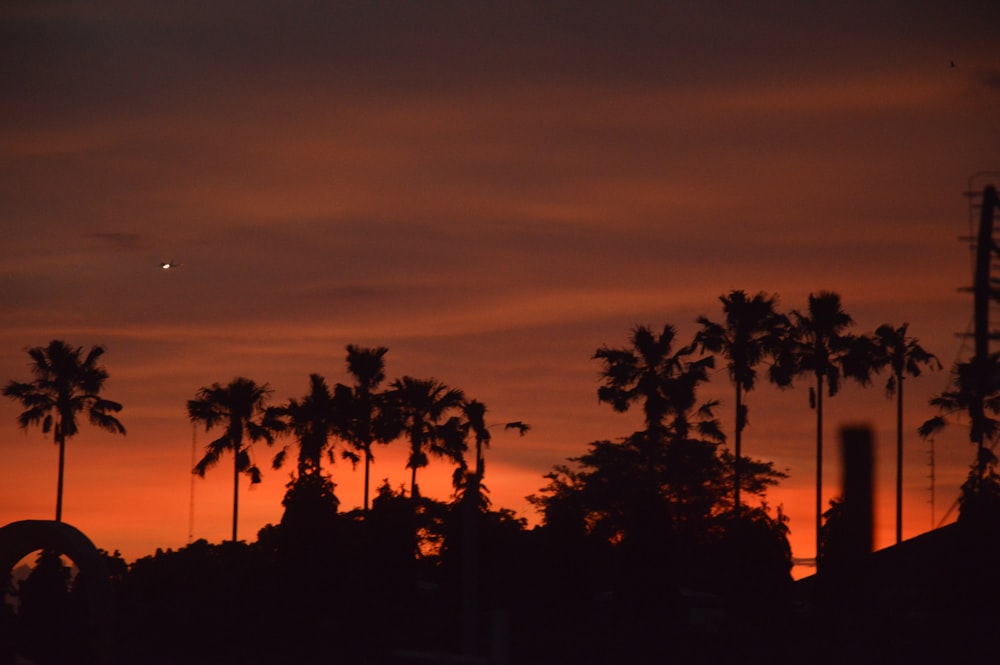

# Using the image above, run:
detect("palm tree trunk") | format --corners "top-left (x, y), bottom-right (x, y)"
top-left (232, 446), bottom-right (240, 542)
top-left (815, 374), bottom-right (824, 568)
top-left (476, 438), bottom-right (484, 479)
top-left (895, 373), bottom-right (904, 545)
top-left (363, 447), bottom-right (372, 513)
top-left (734, 382), bottom-right (742, 515)
top-left (55, 430), bottom-right (65, 523)
top-left (462, 475), bottom-right (481, 656)
top-left (410, 466), bottom-right (418, 499)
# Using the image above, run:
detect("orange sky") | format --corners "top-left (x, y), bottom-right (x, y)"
top-left (1, 1), bottom-right (999, 577)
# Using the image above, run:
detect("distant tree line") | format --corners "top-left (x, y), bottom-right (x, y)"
top-left (10, 287), bottom-right (1000, 665)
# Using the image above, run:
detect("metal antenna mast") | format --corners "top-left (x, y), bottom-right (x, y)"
top-left (968, 177), bottom-right (1000, 485)
top-left (931, 174), bottom-right (1000, 529)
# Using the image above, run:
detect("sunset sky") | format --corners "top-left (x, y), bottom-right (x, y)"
top-left (2, 1), bottom-right (999, 576)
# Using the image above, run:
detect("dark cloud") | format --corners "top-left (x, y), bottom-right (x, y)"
top-left (978, 67), bottom-right (1000, 91)
top-left (3, 0), bottom-right (992, 129)
top-left (86, 231), bottom-right (143, 250)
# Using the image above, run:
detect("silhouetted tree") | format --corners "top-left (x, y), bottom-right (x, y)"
top-left (534, 323), bottom-right (789, 612)
top-left (3, 340), bottom-right (126, 522)
top-left (188, 377), bottom-right (278, 542)
top-left (444, 400), bottom-right (529, 656)
top-left (454, 400), bottom-right (529, 509)
top-left (268, 373), bottom-right (344, 550)
top-left (816, 496), bottom-right (850, 575)
top-left (275, 471), bottom-right (341, 582)
top-left (388, 376), bottom-right (465, 498)
top-left (464, 400), bottom-right (491, 483)
top-left (957, 457), bottom-right (1000, 527)
top-left (593, 324), bottom-right (716, 452)
top-left (921, 354), bottom-right (1000, 515)
top-left (697, 290), bottom-right (787, 513)
top-left (271, 373), bottom-right (340, 479)
top-left (533, 432), bottom-right (723, 544)
top-left (338, 345), bottom-right (395, 513)
top-left (865, 323), bottom-right (940, 543)
top-left (530, 426), bottom-right (790, 634)
top-left (590, 324), bottom-right (725, 533)
top-left (777, 292), bottom-right (856, 562)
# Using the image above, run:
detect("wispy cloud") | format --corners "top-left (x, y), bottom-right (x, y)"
top-left (86, 231), bottom-right (144, 251)
top-left (0, 0), bottom-right (995, 563)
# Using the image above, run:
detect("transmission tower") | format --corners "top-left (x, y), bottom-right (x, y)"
top-left (967, 176), bottom-right (1000, 483)
top-left (929, 174), bottom-right (1000, 527)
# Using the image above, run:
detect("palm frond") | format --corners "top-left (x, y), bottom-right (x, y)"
top-left (272, 447), bottom-right (288, 470)
top-left (918, 415), bottom-right (947, 439)
top-left (193, 448), bottom-right (220, 476)
top-left (504, 421), bottom-right (530, 435)
top-left (247, 464), bottom-right (262, 485)
top-left (88, 409), bottom-right (126, 435)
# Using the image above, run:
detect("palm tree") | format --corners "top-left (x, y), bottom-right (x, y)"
top-left (463, 400), bottom-right (491, 481)
top-left (272, 373), bottom-right (339, 478)
top-left (3, 340), bottom-right (126, 522)
top-left (389, 376), bottom-right (465, 498)
top-left (782, 292), bottom-right (855, 563)
top-left (920, 355), bottom-right (1000, 507)
top-left (338, 345), bottom-right (394, 513)
top-left (450, 399), bottom-right (527, 655)
top-left (868, 323), bottom-right (940, 544)
top-left (457, 399), bottom-right (530, 506)
top-left (593, 324), bottom-right (714, 441)
top-left (187, 377), bottom-right (277, 542)
top-left (696, 290), bottom-right (787, 514)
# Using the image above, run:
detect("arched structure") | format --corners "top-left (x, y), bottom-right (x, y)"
top-left (0, 520), bottom-right (114, 664)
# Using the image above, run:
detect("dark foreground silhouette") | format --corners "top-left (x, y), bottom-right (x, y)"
top-left (6, 488), bottom-right (999, 665)
top-left (1, 485), bottom-right (797, 665)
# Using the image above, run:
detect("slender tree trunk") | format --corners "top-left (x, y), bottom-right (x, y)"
top-left (232, 446), bottom-right (240, 542)
top-left (462, 473), bottom-right (481, 656)
top-left (815, 374), bottom-right (824, 568)
top-left (361, 391), bottom-right (373, 513)
top-left (410, 465), bottom-right (418, 499)
top-left (734, 382), bottom-right (743, 515)
top-left (895, 373), bottom-right (904, 545)
top-left (476, 438), bottom-right (484, 479)
top-left (55, 430), bottom-right (65, 523)
top-left (363, 447), bottom-right (371, 513)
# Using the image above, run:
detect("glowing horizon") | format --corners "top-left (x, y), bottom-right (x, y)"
top-left (2, 1), bottom-right (998, 578)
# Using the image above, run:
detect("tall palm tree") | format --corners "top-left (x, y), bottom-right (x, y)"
top-left (187, 377), bottom-right (277, 542)
top-left (451, 399), bottom-right (527, 655)
top-left (457, 399), bottom-right (530, 506)
top-left (868, 323), bottom-right (940, 544)
top-left (782, 292), bottom-right (855, 563)
top-left (593, 324), bottom-right (714, 441)
top-left (463, 400), bottom-right (491, 482)
top-left (696, 290), bottom-right (786, 514)
top-left (389, 376), bottom-right (465, 498)
top-left (272, 373), bottom-right (339, 478)
top-left (337, 345), bottom-right (395, 513)
top-left (3, 340), bottom-right (126, 522)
